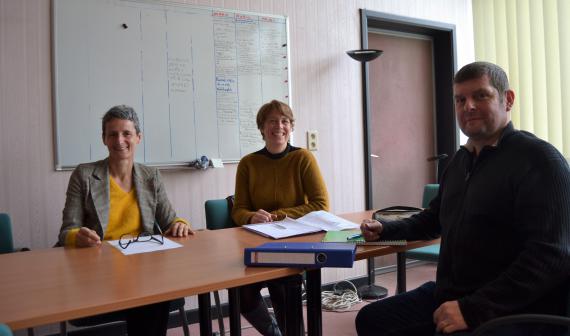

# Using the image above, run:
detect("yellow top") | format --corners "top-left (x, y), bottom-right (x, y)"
top-left (104, 176), bottom-right (143, 240)
top-left (231, 145), bottom-right (329, 226)
top-left (65, 177), bottom-right (189, 246)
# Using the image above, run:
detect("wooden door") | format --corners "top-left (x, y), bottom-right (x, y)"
top-left (368, 31), bottom-right (437, 210)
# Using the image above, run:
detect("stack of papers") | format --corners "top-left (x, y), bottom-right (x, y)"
top-left (242, 210), bottom-right (360, 239)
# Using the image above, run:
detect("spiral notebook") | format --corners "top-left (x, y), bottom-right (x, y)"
top-left (321, 230), bottom-right (406, 246)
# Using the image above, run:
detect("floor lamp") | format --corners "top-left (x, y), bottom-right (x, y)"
top-left (346, 49), bottom-right (388, 300)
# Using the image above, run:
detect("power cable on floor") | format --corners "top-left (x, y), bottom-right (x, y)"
top-left (320, 280), bottom-right (362, 311)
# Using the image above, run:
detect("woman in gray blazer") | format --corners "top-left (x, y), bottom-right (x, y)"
top-left (57, 105), bottom-right (192, 336)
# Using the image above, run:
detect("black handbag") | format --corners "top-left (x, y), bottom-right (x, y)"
top-left (372, 206), bottom-right (422, 223)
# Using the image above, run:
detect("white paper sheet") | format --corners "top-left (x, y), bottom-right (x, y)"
top-left (243, 217), bottom-right (322, 239)
top-left (295, 211), bottom-right (360, 231)
top-left (107, 236), bottom-right (182, 255)
top-left (242, 211), bottom-right (359, 239)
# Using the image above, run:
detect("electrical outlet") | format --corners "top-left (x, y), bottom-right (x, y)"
top-left (307, 131), bottom-right (318, 151)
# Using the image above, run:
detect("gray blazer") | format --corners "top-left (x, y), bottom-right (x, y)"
top-left (58, 158), bottom-right (179, 245)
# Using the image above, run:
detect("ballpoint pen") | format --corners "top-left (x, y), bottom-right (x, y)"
top-left (346, 233), bottom-right (363, 240)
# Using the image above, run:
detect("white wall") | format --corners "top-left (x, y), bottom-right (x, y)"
top-left (0, 0), bottom-right (474, 247)
top-left (1, 0), bottom-right (473, 332)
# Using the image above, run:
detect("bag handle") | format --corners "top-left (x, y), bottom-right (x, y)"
top-left (376, 206), bottom-right (422, 212)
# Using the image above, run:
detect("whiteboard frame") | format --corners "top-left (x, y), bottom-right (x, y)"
top-left (52, 0), bottom-right (292, 170)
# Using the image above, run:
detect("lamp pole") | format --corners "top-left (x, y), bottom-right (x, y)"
top-left (347, 48), bottom-right (388, 300)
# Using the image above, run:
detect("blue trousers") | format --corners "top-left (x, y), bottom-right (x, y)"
top-left (355, 281), bottom-right (566, 336)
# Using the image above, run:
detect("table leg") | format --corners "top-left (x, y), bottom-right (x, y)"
top-left (228, 287), bottom-right (241, 336)
top-left (396, 252), bottom-right (407, 294)
top-left (198, 293), bottom-right (212, 336)
top-left (284, 275), bottom-right (302, 336)
top-left (306, 269), bottom-right (322, 336)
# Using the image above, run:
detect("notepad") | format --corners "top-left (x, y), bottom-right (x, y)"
top-left (322, 230), bottom-right (407, 246)
top-left (242, 210), bottom-right (360, 239)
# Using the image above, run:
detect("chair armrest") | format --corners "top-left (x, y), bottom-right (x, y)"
top-left (472, 314), bottom-right (570, 336)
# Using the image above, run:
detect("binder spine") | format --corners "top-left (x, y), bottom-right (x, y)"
top-left (244, 243), bottom-right (355, 268)
top-left (251, 252), bottom-right (317, 265)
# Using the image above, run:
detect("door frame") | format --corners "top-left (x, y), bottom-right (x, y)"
top-left (359, 10), bottom-right (458, 210)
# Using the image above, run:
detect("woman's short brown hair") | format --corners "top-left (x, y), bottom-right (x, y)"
top-left (256, 100), bottom-right (295, 134)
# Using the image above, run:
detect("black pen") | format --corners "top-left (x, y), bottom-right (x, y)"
top-left (154, 222), bottom-right (163, 235)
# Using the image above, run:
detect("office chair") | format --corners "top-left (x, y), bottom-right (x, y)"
top-left (0, 324), bottom-right (13, 336)
top-left (0, 213), bottom-right (30, 254)
top-left (404, 184), bottom-right (440, 263)
top-left (205, 197), bottom-right (237, 231)
top-left (204, 196), bottom-right (237, 336)
top-left (0, 213), bottom-right (34, 336)
top-left (0, 213), bottom-right (14, 254)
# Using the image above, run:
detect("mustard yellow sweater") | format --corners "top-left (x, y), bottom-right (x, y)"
top-left (231, 145), bottom-right (329, 226)
top-left (65, 177), bottom-right (188, 246)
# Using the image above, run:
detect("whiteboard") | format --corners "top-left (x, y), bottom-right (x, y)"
top-left (53, 0), bottom-right (290, 169)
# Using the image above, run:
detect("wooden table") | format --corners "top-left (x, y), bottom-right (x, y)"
top-left (0, 228), bottom-right (303, 335)
top-left (0, 211), bottom-right (439, 336)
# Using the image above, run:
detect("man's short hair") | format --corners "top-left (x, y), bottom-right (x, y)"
top-left (454, 62), bottom-right (510, 100)
top-left (102, 105), bottom-right (141, 135)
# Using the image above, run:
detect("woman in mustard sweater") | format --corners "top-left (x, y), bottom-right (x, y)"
top-left (58, 105), bottom-right (192, 336)
top-left (232, 100), bottom-right (329, 336)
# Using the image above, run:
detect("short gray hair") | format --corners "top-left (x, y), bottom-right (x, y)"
top-left (102, 105), bottom-right (141, 135)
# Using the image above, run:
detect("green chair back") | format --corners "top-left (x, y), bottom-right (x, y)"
top-left (405, 184), bottom-right (441, 263)
top-left (422, 184), bottom-right (439, 208)
top-left (0, 213), bottom-right (14, 254)
top-left (205, 196), bottom-right (236, 230)
top-left (204, 196), bottom-right (236, 336)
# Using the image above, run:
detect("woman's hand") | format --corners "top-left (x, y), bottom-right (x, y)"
top-left (249, 209), bottom-right (277, 224)
top-left (165, 221), bottom-right (194, 237)
top-left (360, 219), bottom-right (383, 241)
top-left (76, 227), bottom-right (102, 247)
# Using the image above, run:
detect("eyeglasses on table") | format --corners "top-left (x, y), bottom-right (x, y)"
top-left (119, 223), bottom-right (164, 249)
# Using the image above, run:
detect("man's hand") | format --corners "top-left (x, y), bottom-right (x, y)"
top-left (433, 300), bottom-right (468, 334)
top-left (250, 209), bottom-right (277, 224)
top-left (360, 219), bottom-right (383, 241)
top-left (76, 227), bottom-right (102, 247)
top-left (165, 221), bottom-right (194, 237)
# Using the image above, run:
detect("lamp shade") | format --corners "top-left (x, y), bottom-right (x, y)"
top-left (346, 49), bottom-right (383, 62)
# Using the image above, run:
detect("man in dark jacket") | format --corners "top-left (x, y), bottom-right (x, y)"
top-left (355, 61), bottom-right (570, 336)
